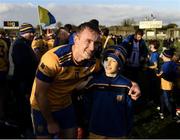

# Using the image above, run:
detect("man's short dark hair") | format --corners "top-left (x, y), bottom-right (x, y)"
top-left (89, 19), bottom-right (99, 28)
top-left (77, 22), bottom-right (101, 35)
top-left (64, 24), bottom-right (72, 33)
top-left (101, 28), bottom-right (109, 36)
top-left (135, 29), bottom-right (144, 36)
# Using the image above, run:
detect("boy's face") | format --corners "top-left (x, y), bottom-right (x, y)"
top-left (149, 44), bottom-right (155, 51)
top-left (161, 54), bottom-right (171, 61)
top-left (104, 56), bottom-right (119, 76)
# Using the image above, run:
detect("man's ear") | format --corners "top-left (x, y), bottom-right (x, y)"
top-left (74, 34), bottom-right (79, 43)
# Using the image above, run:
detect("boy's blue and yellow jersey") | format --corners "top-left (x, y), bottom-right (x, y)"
top-left (148, 51), bottom-right (160, 69)
top-left (160, 61), bottom-right (177, 90)
top-left (85, 72), bottom-right (133, 137)
top-left (0, 39), bottom-right (9, 72)
top-left (30, 44), bottom-right (100, 111)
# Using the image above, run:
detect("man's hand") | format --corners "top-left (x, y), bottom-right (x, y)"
top-left (47, 121), bottom-right (60, 135)
top-left (75, 76), bottom-right (93, 90)
top-left (128, 81), bottom-right (141, 100)
top-left (77, 127), bottom-right (84, 139)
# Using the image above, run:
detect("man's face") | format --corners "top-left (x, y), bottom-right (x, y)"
top-left (75, 28), bottom-right (100, 60)
top-left (104, 56), bottom-right (119, 76)
top-left (135, 34), bottom-right (142, 41)
top-left (23, 32), bottom-right (35, 41)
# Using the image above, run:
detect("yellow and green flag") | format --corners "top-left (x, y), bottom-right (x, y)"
top-left (38, 5), bottom-right (56, 26)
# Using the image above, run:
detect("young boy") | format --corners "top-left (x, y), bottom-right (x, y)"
top-left (85, 45), bottom-right (139, 138)
top-left (156, 49), bottom-right (179, 121)
top-left (172, 53), bottom-right (180, 118)
top-left (146, 40), bottom-right (160, 105)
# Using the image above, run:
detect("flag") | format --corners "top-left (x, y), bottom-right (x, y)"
top-left (38, 5), bottom-right (56, 26)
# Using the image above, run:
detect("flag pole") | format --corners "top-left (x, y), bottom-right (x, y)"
top-left (36, 3), bottom-right (42, 35)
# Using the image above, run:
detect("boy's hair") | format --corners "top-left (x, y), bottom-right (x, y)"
top-left (76, 22), bottom-right (101, 35)
top-left (149, 39), bottom-right (160, 49)
top-left (103, 45), bottom-right (127, 68)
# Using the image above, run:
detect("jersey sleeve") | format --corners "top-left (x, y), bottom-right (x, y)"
top-left (36, 51), bottom-right (60, 83)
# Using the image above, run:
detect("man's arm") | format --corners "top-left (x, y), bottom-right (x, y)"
top-left (35, 78), bottom-right (59, 134)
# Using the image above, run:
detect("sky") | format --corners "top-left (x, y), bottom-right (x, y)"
top-left (0, 0), bottom-right (180, 27)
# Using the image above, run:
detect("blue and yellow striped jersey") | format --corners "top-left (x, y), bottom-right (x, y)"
top-left (30, 44), bottom-right (100, 111)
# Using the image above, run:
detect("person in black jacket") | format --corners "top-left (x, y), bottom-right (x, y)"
top-left (11, 23), bottom-right (38, 137)
top-left (121, 29), bottom-right (148, 113)
top-left (121, 29), bottom-right (148, 82)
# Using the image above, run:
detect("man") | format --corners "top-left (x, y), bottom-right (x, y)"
top-left (30, 22), bottom-right (140, 139)
top-left (12, 23), bottom-right (38, 136)
top-left (122, 29), bottom-right (148, 82)
top-left (53, 27), bottom-right (70, 47)
top-left (0, 38), bottom-right (9, 120)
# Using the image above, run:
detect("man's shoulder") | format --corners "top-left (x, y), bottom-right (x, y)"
top-left (52, 44), bottom-right (72, 58)
top-left (42, 44), bottom-right (73, 67)
top-left (12, 36), bottom-right (26, 46)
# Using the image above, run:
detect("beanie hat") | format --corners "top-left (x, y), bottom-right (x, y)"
top-left (103, 45), bottom-right (127, 68)
top-left (163, 49), bottom-right (175, 58)
top-left (20, 23), bottom-right (35, 35)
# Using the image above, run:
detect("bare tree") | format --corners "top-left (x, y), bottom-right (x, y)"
top-left (121, 18), bottom-right (136, 27)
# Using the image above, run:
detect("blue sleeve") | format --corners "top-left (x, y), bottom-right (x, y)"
top-left (68, 33), bottom-right (75, 45)
top-left (151, 53), bottom-right (159, 63)
top-left (161, 63), bottom-right (168, 73)
top-left (122, 35), bottom-right (131, 46)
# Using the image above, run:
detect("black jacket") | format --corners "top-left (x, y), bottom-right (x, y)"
top-left (12, 36), bottom-right (38, 83)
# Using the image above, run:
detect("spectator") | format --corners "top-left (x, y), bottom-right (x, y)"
top-left (31, 35), bottom-right (48, 61)
top-left (122, 29), bottom-right (148, 82)
top-left (172, 53), bottom-right (180, 117)
top-left (45, 28), bottom-right (55, 50)
top-left (0, 30), bottom-right (11, 49)
top-left (101, 27), bottom-right (115, 49)
top-left (0, 38), bottom-right (9, 120)
top-left (53, 27), bottom-right (70, 47)
top-left (156, 49), bottom-right (179, 122)
top-left (121, 29), bottom-right (148, 113)
top-left (12, 23), bottom-right (38, 136)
